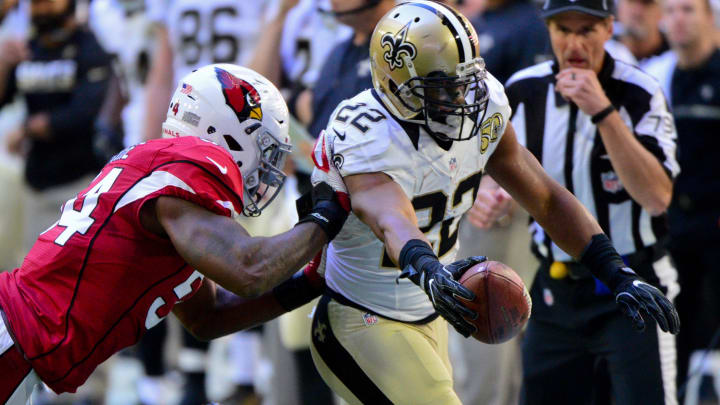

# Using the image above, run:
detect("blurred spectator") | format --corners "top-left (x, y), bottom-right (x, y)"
top-left (453, 178), bottom-right (536, 405)
top-left (653, 0), bottom-right (720, 399)
top-left (0, 0), bottom-right (111, 257)
top-left (295, 0), bottom-right (396, 139)
top-left (249, 0), bottom-right (352, 100)
top-left (89, 0), bottom-right (154, 149)
top-left (613, 0), bottom-right (669, 69)
top-left (452, 1), bottom-right (548, 404)
top-left (497, 0), bottom-right (681, 403)
top-left (469, 0), bottom-right (552, 84)
top-left (142, 0), bottom-right (277, 142)
top-left (248, 2), bottom-right (352, 403)
top-left (140, 2), bottom-right (283, 404)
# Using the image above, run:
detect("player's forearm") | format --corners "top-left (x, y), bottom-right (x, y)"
top-left (532, 182), bottom-right (602, 259)
top-left (142, 26), bottom-right (173, 140)
top-left (493, 148), bottom-right (602, 258)
top-left (233, 223), bottom-right (327, 297)
top-left (192, 289), bottom-right (287, 340)
top-left (597, 113), bottom-right (672, 215)
top-left (142, 80), bottom-right (173, 140)
top-left (376, 213), bottom-right (430, 266)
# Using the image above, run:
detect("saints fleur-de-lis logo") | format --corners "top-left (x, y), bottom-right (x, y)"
top-left (381, 22), bottom-right (417, 71)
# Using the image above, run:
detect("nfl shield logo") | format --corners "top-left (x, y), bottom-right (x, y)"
top-left (601, 171), bottom-right (623, 193)
top-left (362, 313), bottom-right (378, 326)
top-left (449, 157), bottom-right (458, 172)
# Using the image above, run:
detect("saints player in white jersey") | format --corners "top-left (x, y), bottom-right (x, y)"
top-left (308, 2), bottom-right (680, 404)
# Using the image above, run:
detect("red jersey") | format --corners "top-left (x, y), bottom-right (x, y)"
top-left (0, 137), bottom-right (245, 393)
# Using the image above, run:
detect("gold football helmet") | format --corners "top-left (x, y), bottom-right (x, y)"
top-left (370, 1), bottom-right (489, 141)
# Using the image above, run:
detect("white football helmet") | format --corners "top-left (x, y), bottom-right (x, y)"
top-left (162, 64), bottom-right (292, 216)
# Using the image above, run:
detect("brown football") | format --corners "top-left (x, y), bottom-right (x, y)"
top-left (458, 260), bottom-right (532, 344)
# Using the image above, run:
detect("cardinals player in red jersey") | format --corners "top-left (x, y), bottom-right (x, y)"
top-left (0, 64), bottom-right (348, 403)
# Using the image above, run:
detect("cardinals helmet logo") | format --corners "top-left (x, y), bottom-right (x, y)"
top-left (214, 67), bottom-right (263, 124)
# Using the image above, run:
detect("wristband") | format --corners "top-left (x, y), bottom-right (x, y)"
top-left (398, 239), bottom-right (440, 285)
top-left (271, 269), bottom-right (324, 311)
top-left (591, 104), bottom-right (615, 124)
top-left (579, 234), bottom-right (634, 291)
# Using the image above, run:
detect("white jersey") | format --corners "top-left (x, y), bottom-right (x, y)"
top-left (90, 0), bottom-right (154, 146)
top-left (148, 0), bottom-right (277, 82)
top-left (280, 0), bottom-right (352, 88)
top-left (323, 74), bottom-right (511, 321)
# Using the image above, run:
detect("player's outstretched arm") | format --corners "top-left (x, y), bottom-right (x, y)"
top-left (152, 189), bottom-right (344, 298)
top-left (486, 122), bottom-right (679, 334)
top-left (173, 251), bottom-right (326, 341)
top-left (345, 172), bottom-right (479, 337)
top-left (345, 172), bottom-right (427, 260)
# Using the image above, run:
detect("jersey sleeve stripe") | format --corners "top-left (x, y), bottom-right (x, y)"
top-left (115, 170), bottom-right (196, 213)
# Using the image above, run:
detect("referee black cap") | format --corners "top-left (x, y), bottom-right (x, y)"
top-left (540, 0), bottom-right (614, 19)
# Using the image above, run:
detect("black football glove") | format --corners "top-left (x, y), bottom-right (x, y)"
top-left (580, 234), bottom-right (680, 334)
top-left (613, 271), bottom-right (680, 334)
top-left (399, 247), bottom-right (487, 338)
top-left (295, 182), bottom-right (349, 241)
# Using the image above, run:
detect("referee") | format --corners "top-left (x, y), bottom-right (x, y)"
top-left (501, 0), bottom-right (681, 403)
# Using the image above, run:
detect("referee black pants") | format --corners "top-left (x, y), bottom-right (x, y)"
top-left (520, 257), bottom-right (677, 405)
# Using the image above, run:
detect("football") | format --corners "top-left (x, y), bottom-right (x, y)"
top-left (458, 260), bottom-right (532, 344)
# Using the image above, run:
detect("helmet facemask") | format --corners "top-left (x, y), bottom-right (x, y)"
top-left (242, 128), bottom-right (292, 217)
top-left (396, 58), bottom-right (489, 141)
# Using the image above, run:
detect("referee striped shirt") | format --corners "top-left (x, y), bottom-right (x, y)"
top-left (505, 53), bottom-right (679, 262)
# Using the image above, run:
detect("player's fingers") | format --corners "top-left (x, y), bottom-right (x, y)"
top-left (439, 305), bottom-right (477, 337)
top-left (617, 293), bottom-right (645, 332)
top-left (657, 297), bottom-right (680, 334)
top-left (442, 279), bottom-right (475, 301)
top-left (466, 208), bottom-right (492, 229)
top-left (654, 294), bottom-right (680, 334)
top-left (642, 296), bottom-right (669, 333)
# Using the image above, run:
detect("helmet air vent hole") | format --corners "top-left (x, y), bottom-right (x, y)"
top-left (414, 17), bottom-right (420, 22)
top-left (207, 126), bottom-right (216, 134)
top-left (237, 161), bottom-right (243, 167)
top-left (389, 79), bottom-right (399, 95)
top-left (245, 123), bottom-right (262, 135)
top-left (394, 13), bottom-right (399, 18)
top-left (223, 135), bottom-right (244, 151)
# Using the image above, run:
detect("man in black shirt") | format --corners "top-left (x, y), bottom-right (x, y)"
top-left (470, 0), bottom-right (552, 84)
top-left (295, 0), bottom-right (396, 139)
top-left (0, 0), bottom-right (111, 254)
top-left (662, 0), bottom-right (720, 396)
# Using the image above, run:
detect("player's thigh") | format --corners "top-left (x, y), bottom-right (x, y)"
top-left (602, 314), bottom-right (677, 405)
top-left (520, 319), bottom-right (595, 405)
top-left (310, 296), bottom-right (460, 405)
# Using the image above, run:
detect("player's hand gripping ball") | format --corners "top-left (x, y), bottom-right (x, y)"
top-left (459, 261), bottom-right (532, 344)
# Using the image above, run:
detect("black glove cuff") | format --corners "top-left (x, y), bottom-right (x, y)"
top-left (579, 234), bottom-right (633, 291)
top-left (271, 269), bottom-right (323, 312)
top-left (296, 200), bottom-right (347, 241)
top-left (399, 239), bottom-right (440, 285)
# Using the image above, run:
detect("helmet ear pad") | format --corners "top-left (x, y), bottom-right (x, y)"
top-left (162, 63), bottom-right (292, 216)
